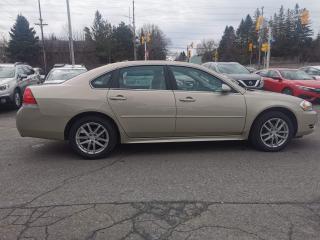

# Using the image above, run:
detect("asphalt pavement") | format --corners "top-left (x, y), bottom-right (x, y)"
top-left (0, 106), bottom-right (320, 240)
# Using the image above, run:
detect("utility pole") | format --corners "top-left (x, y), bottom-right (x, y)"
top-left (257, 6), bottom-right (264, 69)
top-left (266, 26), bottom-right (272, 69)
top-left (132, 0), bottom-right (137, 60)
top-left (35, 0), bottom-right (47, 74)
top-left (66, 0), bottom-right (75, 65)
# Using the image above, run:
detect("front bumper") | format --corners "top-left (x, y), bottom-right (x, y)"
top-left (295, 88), bottom-right (320, 102)
top-left (295, 110), bottom-right (318, 137)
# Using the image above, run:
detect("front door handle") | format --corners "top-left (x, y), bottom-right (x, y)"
top-left (179, 97), bottom-right (196, 102)
top-left (109, 95), bottom-right (127, 101)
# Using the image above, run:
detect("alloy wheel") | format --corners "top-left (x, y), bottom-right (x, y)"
top-left (75, 122), bottom-right (109, 155)
top-left (260, 118), bottom-right (289, 148)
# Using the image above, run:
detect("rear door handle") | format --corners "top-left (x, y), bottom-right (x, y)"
top-left (109, 95), bottom-right (127, 101)
top-left (179, 97), bottom-right (196, 102)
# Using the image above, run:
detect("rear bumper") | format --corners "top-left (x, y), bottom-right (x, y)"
top-left (295, 110), bottom-right (318, 137)
top-left (16, 105), bottom-right (68, 140)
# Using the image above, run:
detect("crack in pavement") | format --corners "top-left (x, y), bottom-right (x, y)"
top-left (1, 201), bottom-right (320, 240)
top-left (8, 152), bottom-right (130, 209)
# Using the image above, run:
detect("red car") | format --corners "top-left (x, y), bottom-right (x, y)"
top-left (256, 68), bottom-right (320, 102)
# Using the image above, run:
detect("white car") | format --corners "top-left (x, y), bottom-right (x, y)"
top-left (300, 66), bottom-right (320, 80)
top-left (44, 64), bottom-right (87, 84)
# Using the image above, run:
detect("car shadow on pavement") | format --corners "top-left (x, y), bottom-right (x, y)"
top-left (29, 135), bottom-right (316, 163)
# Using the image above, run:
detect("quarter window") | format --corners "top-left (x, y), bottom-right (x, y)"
top-left (170, 66), bottom-right (223, 92)
top-left (91, 72), bottom-right (112, 88)
top-left (117, 66), bottom-right (166, 90)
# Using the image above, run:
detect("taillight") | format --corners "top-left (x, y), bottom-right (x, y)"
top-left (23, 87), bottom-right (37, 105)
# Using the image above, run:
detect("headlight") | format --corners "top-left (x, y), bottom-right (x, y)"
top-left (0, 84), bottom-right (9, 91)
top-left (259, 77), bottom-right (264, 88)
top-left (297, 85), bottom-right (315, 91)
top-left (300, 100), bottom-right (313, 111)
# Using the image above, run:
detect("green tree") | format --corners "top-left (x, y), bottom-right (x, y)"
top-left (7, 15), bottom-right (39, 65)
top-left (90, 11), bottom-right (113, 63)
top-left (111, 22), bottom-right (133, 61)
top-left (236, 14), bottom-right (254, 64)
top-left (175, 51), bottom-right (187, 62)
top-left (218, 26), bottom-right (238, 61)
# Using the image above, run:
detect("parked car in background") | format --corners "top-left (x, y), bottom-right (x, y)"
top-left (44, 64), bottom-right (87, 84)
top-left (245, 66), bottom-right (256, 73)
top-left (0, 63), bottom-right (40, 108)
top-left (16, 61), bottom-right (317, 159)
top-left (299, 66), bottom-right (320, 80)
top-left (202, 62), bottom-right (263, 89)
top-left (33, 67), bottom-right (46, 83)
top-left (256, 68), bottom-right (320, 102)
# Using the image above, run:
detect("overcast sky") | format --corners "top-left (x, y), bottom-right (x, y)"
top-left (1, 0), bottom-right (319, 54)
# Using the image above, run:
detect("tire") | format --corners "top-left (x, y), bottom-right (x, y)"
top-left (249, 111), bottom-right (294, 152)
top-left (12, 89), bottom-right (22, 109)
top-left (282, 88), bottom-right (293, 96)
top-left (69, 116), bottom-right (118, 159)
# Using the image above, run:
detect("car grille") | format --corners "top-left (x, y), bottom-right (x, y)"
top-left (238, 79), bottom-right (260, 88)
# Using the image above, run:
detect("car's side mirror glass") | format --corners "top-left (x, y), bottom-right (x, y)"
top-left (221, 84), bottom-right (232, 93)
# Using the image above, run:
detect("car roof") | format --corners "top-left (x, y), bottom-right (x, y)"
top-left (64, 60), bottom-right (246, 94)
top-left (267, 68), bottom-right (298, 71)
top-left (203, 62), bottom-right (239, 65)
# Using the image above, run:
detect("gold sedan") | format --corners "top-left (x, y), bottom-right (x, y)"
top-left (16, 61), bottom-right (318, 159)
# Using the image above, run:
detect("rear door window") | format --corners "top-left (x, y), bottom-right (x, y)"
top-left (116, 66), bottom-right (167, 90)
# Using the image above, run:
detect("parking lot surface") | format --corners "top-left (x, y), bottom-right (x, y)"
top-left (0, 106), bottom-right (320, 240)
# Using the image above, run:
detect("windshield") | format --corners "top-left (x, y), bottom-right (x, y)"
top-left (279, 70), bottom-right (313, 80)
top-left (46, 69), bottom-right (87, 81)
top-left (217, 63), bottom-right (250, 74)
top-left (0, 66), bottom-right (15, 78)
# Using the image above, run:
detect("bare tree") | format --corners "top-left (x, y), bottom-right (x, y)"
top-left (196, 39), bottom-right (217, 55)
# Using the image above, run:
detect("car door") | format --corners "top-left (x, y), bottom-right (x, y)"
top-left (107, 65), bottom-right (176, 138)
top-left (169, 66), bottom-right (246, 137)
top-left (265, 70), bottom-right (282, 92)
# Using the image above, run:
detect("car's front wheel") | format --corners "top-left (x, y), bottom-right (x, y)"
top-left (250, 111), bottom-right (294, 152)
top-left (69, 116), bottom-right (118, 159)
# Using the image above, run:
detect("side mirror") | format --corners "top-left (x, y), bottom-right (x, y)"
top-left (18, 74), bottom-right (27, 80)
top-left (272, 76), bottom-right (282, 81)
top-left (221, 84), bottom-right (232, 93)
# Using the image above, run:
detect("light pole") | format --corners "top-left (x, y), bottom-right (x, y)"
top-left (35, 0), bottom-right (47, 73)
top-left (66, 0), bottom-right (75, 65)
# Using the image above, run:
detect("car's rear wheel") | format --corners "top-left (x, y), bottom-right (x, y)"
top-left (250, 111), bottom-right (294, 152)
top-left (12, 89), bottom-right (22, 109)
top-left (282, 88), bottom-right (293, 96)
top-left (69, 116), bottom-right (118, 159)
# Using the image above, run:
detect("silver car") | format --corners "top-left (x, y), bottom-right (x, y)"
top-left (202, 62), bottom-right (264, 89)
top-left (0, 63), bottom-right (40, 108)
top-left (16, 61), bottom-right (317, 159)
